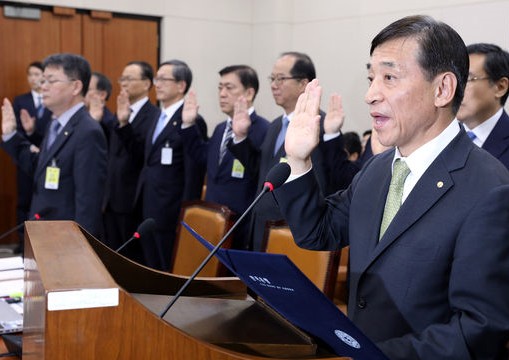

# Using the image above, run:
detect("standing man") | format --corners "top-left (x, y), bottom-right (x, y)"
top-left (456, 43), bottom-right (509, 169)
top-left (102, 62), bottom-right (159, 252)
top-left (118, 59), bottom-right (207, 270)
top-left (181, 65), bottom-right (269, 249)
top-left (1, 53), bottom-right (107, 238)
top-left (10, 61), bottom-right (53, 253)
top-left (229, 52), bottom-right (352, 251)
top-left (275, 16), bottom-right (509, 359)
top-left (85, 71), bottom-right (116, 137)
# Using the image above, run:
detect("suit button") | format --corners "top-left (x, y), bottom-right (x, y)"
top-left (357, 298), bottom-right (366, 309)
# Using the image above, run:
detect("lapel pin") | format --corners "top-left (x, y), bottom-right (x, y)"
top-left (437, 181), bottom-right (444, 188)
top-left (64, 131), bottom-right (69, 136)
top-left (173, 121), bottom-right (177, 126)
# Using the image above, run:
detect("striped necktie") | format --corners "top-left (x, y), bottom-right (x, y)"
top-left (219, 120), bottom-right (233, 164)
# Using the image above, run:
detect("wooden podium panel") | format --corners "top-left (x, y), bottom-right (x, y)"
top-left (22, 221), bottom-right (350, 359)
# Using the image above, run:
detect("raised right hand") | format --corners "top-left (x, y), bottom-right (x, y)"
top-left (1, 98), bottom-right (17, 135)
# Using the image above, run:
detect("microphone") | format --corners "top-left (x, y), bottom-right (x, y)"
top-left (0, 207), bottom-right (53, 241)
top-left (115, 218), bottom-right (156, 253)
top-left (159, 162), bottom-right (291, 318)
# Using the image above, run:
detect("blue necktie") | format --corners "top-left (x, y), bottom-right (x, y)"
top-left (274, 116), bottom-right (289, 155)
top-left (36, 95), bottom-right (45, 119)
top-left (467, 131), bottom-right (476, 141)
top-left (46, 119), bottom-right (61, 150)
top-left (219, 120), bottom-right (233, 164)
top-left (152, 112), bottom-right (167, 144)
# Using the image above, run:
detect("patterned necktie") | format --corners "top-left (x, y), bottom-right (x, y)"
top-left (379, 159), bottom-right (411, 240)
top-left (46, 119), bottom-right (61, 150)
top-left (152, 112), bottom-right (167, 144)
top-left (219, 120), bottom-right (233, 164)
top-left (36, 95), bottom-right (44, 119)
top-left (274, 116), bottom-right (289, 155)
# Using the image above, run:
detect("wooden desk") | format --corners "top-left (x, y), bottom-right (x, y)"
top-left (0, 336), bottom-right (20, 359)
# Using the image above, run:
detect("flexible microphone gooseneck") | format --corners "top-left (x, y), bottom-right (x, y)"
top-left (115, 218), bottom-right (156, 253)
top-left (159, 162), bottom-right (291, 318)
top-left (0, 207), bottom-right (54, 241)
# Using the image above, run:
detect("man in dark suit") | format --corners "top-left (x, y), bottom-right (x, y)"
top-left (85, 71), bottom-right (116, 138)
top-left (181, 65), bottom-right (269, 249)
top-left (117, 59), bottom-right (207, 271)
top-left (11, 61), bottom-right (53, 253)
top-left (1, 53), bottom-right (107, 239)
top-left (228, 52), bottom-right (355, 251)
top-left (102, 62), bottom-right (159, 253)
top-left (457, 43), bottom-right (509, 170)
top-left (274, 16), bottom-right (509, 359)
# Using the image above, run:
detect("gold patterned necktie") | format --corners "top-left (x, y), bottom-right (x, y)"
top-left (379, 159), bottom-right (411, 240)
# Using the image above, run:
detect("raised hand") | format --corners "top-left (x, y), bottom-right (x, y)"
top-left (116, 89), bottom-right (131, 127)
top-left (324, 93), bottom-right (345, 134)
top-left (231, 96), bottom-right (251, 140)
top-left (87, 91), bottom-right (105, 122)
top-left (182, 90), bottom-right (199, 126)
top-left (20, 108), bottom-right (36, 135)
top-left (285, 79), bottom-right (322, 174)
top-left (1, 98), bottom-right (17, 135)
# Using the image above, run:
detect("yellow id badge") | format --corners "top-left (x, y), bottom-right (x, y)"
top-left (231, 159), bottom-right (245, 179)
top-left (279, 156), bottom-right (288, 163)
top-left (45, 165), bottom-right (60, 190)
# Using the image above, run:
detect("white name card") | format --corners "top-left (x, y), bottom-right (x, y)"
top-left (47, 288), bottom-right (119, 311)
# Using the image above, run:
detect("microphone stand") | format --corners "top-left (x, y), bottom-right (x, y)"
top-left (159, 186), bottom-right (269, 318)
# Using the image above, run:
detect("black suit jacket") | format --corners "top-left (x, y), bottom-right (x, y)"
top-left (181, 111), bottom-right (269, 215)
top-left (2, 106), bottom-right (108, 238)
top-left (229, 111), bottom-right (349, 250)
top-left (482, 109), bottom-right (509, 170)
top-left (274, 128), bottom-right (509, 359)
top-left (103, 101), bottom-right (159, 213)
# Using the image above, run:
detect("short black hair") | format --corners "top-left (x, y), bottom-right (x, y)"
top-left (343, 131), bottom-right (362, 157)
top-left (27, 61), bottom-right (43, 72)
top-left (127, 61), bottom-right (154, 89)
top-left (467, 43), bottom-right (509, 105)
top-left (281, 51), bottom-right (316, 82)
top-left (43, 53), bottom-right (91, 97)
top-left (160, 59), bottom-right (193, 94)
top-left (92, 71), bottom-right (112, 101)
top-left (219, 65), bottom-right (260, 100)
top-left (370, 15), bottom-right (468, 114)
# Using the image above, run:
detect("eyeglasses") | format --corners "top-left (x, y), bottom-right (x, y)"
top-left (153, 77), bottom-right (177, 84)
top-left (268, 75), bottom-right (301, 85)
top-left (117, 76), bottom-right (145, 83)
top-left (467, 75), bottom-right (491, 82)
top-left (40, 78), bottom-right (75, 86)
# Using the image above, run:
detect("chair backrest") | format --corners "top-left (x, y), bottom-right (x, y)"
top-left (262, 220), bottom-right (341, 300)
top-left (171, 200), bottom-right (234, 277)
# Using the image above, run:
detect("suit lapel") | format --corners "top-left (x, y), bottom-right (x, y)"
top-left (362, 130), bottom-right (472, 270)
top-left (35, 108), bottom-right (81, 179)
top-left (483, 110), bottom-right (509, 158)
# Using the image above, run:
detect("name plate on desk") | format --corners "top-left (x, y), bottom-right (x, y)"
top-left (47, 288), bottom-right (119, 311)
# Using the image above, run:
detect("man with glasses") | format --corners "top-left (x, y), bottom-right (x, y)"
top-left (1, 53), bottom-right (107, 239)
top-left (228, 51), bottom-right (351, 251)
top-left (102, 61), bottom-right (159, 254)
top-left (456, 43), bottom-right (509, 169)
top-left (118, 59), bottom-right (207, 270)
top-left (181, 65), bottom-right (269, 249)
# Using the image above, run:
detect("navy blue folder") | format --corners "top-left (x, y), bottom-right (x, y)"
top-left (182, 222), bottom-right (388, 360)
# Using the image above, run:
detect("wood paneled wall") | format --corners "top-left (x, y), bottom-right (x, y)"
top-left (0, 4), bottom-right (159, 243)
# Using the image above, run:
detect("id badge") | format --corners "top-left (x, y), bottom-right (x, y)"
top-left (161, 146), bottom-right (173, 165)
top-left (45, 160), bottom-right (60, 190)
top-left (279, 156), bottom-right (288, 163)
top-left (231, 159), bottom-right (245, 179)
